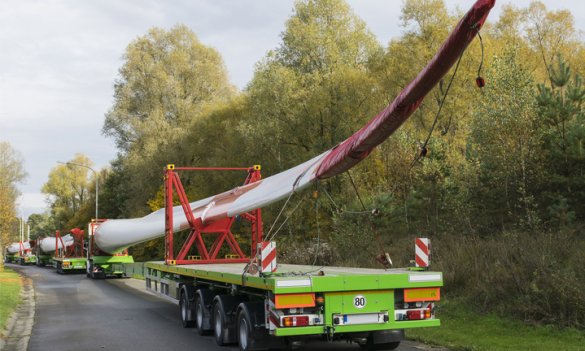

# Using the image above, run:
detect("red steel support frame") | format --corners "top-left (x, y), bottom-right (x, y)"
top-left (55, 228), bottom-right (85, 258)
top-left (19, 241), bottom-right (26, 256)
top-left (164, 165), bottom-right (263, 265)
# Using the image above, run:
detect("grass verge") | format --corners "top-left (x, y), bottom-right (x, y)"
top-left (0, 268), bottom-right (22, 331)
top-left (407, 299), bottom-right (585, 351)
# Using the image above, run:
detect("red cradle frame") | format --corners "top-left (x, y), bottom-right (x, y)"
top-left (55, 228), bottom-right (85, 258)
top-left (164, 165), bottom-right (263, 265)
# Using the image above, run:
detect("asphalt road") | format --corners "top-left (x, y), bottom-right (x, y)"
top-left (11, 264), bottom-right (443, 351)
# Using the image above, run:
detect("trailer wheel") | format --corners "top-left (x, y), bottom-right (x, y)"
top-left (86, 262), bottom-right (92, 278)
top-left (195, 297), bottom-right (205, 333)
top-left (236, 308), bottom-right (253, 351)
top-left (195, 289), bottom-right (213, 335)
top-left (90, 266), bottom-right (105, 279)
top-left (213, 301), bottom-right (228, 346)
top-left (179, 291), bottom-right (195, 328)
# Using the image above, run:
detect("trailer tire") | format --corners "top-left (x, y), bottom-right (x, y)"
top-left (236, 306), bottom-right (254, 351)
top-left (179, 289), bottom-right (195, 328)
top-left (213, 301), bottom-right (229, 346)
top-left (86, 261), bottom-right (92, 278)
top-left (195, 297), bottom-right (207, 334)
top-left (195, 289), bottom-right (214, 335)
top-left (90, 266), bottom-right (105, 279)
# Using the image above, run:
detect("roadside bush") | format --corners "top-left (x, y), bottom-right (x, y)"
top-left (279, 238), bottom-right (339, 266)
top-left (435, 230), bottom-right (585, 328)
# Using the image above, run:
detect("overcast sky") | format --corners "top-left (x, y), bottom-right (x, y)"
top-left (0, 0), bottom-right (583, 219)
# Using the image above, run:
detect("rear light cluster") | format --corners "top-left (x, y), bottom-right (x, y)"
top-left (394, 288), bottom-right (438, 321)
top-left (396, 309), bottom-right (432, 321)
top-left (272, 293), bottom-right (324, 328)
top-left (282, 315), bottom-right (310, 327)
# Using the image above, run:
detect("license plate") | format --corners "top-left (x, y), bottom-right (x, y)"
top-left (333, 312), bottom-right (387, 325)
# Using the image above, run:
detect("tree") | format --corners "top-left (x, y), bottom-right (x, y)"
top-left (367, 0), bottom-right (482, 237)
top-left (42, 154), bottom-right (95, 230)
top-left (243, 0), bottom-right (382, 164)
top-left (103, 24), bottom-right (235, 216)
top-left (0, 141), bottom-right (27, 271)
top-left (524, 2), bottom-right (578, 83)
top-left (27, 213), bottom-right (57, 240)
top-left (98, 157), bottom-right (129, 219)
top-left (235, 0), bottom-right (384, 245)
top-left (493, 1), bottom-right (583, 85)
top-left (536, 55), bottom-right (585, 226)
top-left (469, 48), bottom-right (543, 232)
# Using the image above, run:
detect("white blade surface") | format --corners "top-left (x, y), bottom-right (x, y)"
top-left (94, 151), bottom-right (329, 254)
top-left (39, 235), bottom-right (74, 253)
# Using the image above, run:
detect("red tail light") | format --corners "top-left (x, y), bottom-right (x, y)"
top-left (282, 315), bottom-right (310, 327)
top-left (407, 309), bottom-right (432, 320)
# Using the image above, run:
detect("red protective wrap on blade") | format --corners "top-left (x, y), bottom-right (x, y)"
top-left (315, 0), bottom-right (495, 179)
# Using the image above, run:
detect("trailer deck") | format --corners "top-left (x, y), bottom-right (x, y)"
top-left (146, 262), bottom-right (442, 293)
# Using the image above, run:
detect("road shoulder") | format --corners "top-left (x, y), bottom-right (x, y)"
top-left (0, 266), bottom-right (35, 351)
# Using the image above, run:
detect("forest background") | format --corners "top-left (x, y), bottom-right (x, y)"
top-left (5, 0), bottom-right (585, 329)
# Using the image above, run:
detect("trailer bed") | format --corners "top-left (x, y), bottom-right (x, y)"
top-left (146, 261), bottom-right (442, 294)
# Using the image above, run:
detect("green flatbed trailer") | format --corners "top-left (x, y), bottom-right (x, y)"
top-left (18, 255), bottom-right (37, 265)
top-left (4, 253), bottom-right (18, 263)
top-left (36, 254), bottom-right (52, 267)
top-left (145, 261), bottom-right (442, 350)
top-left (87, 255), bottom-right (134, 279)
top-left (53, 256), bottom-right (87, 274)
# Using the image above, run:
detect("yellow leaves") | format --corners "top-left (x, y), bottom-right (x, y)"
top-left (147, 187), bottom-right (165, 212)
top-left (103, 24), bottom-right (239, 214)
top-left (0, 141), bottom-right (26, 246)
top-left (281, 0), bottom-right (379, 72)
top-left (42, 153), bottom-right (95, 228)
top-left (400, 0), bottom-right (451, 37)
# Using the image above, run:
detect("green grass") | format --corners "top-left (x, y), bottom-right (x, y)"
top-left (0, 268), bottom-right (22, 331)
top-left (408, 299), bottom-right (585, 351)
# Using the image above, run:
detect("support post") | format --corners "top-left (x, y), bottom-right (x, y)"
top-left (164, 165), bottom-right (264, 265)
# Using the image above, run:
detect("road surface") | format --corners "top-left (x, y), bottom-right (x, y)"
top-left (10, 264), bottom-right (444, 351)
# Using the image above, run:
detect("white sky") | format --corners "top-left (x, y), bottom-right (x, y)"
top-left (0, 0), bottom-right (583, 218)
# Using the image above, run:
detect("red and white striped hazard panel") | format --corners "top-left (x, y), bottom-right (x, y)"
top-left (260, 241), bottom-right (277, 273)
top-left (415, 238), bottom-right (430, 268)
